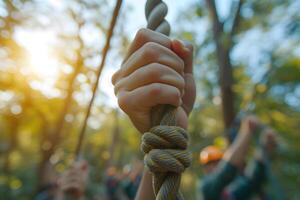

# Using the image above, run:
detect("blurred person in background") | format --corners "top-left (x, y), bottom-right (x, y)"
top-left (120, 160), bottom-right (143, 200)
top-left (36, 160), bottom-right (89, 200)
top-left (105, 166), bottom-right (121, 200)
top-left (36, 162), bottom-right (60, 200)
top-left (197, 116), bottom-right (278, 200)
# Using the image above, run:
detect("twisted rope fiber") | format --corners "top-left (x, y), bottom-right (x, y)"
top-left (142, 1), bottom-right (192, 199)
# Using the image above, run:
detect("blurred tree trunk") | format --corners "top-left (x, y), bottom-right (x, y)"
top-left (205, 0), bottom-right (243, 141)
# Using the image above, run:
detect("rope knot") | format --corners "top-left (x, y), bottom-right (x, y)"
top-left (142, 125), bottom-right (192, 199)
top-left (144, 0), bottom-right (189, 199)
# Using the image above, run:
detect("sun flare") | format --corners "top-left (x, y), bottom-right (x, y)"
top-left (27, 40), bottom-right (58, 78)
top-left (17, 30), bottom-right (59, 80)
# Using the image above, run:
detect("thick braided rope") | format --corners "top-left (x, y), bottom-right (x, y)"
top-left (145, 0), bottom-right (170, 35)
top-left (142, 1), bottom-right (191, 199)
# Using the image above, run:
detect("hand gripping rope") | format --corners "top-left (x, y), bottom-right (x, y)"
top-left (141, 1), bottom-right (192, 199)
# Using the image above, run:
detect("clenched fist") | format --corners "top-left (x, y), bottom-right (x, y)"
top-left (112, 28), bottom-right (196, 133)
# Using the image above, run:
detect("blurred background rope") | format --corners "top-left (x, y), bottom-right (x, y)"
top-left (75, 0), bottom-right (123, 158)
top-left (142, 1), bottom-right (191, 199)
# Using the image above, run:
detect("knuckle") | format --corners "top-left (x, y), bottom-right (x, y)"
top-left (136, 28), bottom-right (149, 44)
top-left (149, 83), bottom-right (163, 96)
top-left (172, 88), bottom-right (181, 100)
top-left (111, 70), bottom-right (120, 85)
top-left (178, 75), bottom-right (185, 90)
top-left (117, 93), bottom-right (130, 112)
top-left (142, 42), bottom-right (160, 59)
top-left (147, 63), bottom-right (162, 80)
top-left (178, 58), bottom-right (185, 72)
top-left (113, 79), bottom-right (124, 96)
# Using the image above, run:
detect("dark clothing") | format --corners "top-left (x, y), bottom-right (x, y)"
top-left (35, 183), bottom-right (58, 200)
top-left (121, 174), bottom-right (142, 200)
top-left (227, 161), bottom-right (266, 199)
top-left (200, 160), bottom-right (266, 200)
top-left (200, 160), bottom-right (237, 200)
top-left (105, 176), bottom-right (120, 200)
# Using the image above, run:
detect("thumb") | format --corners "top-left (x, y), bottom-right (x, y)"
top-left (171, 39), bottom-right (194, 74)
top-left (171, 39), bottom-right (195, 115)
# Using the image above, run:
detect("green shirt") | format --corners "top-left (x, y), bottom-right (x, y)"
top-left (199, 160), bottom-right (266, 200)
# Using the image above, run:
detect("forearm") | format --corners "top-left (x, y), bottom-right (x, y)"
top-left (223, 132), bottom-right (252, 167)
top-left (135, 169), bottom-right (155, 200)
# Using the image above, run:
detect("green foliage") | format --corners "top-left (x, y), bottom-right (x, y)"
top-left (273, 57), bottom-right (300, 84)
top-left (174, 0), bottom-right (300, 199)
top-left (0, 0), bottom-right (299, 199)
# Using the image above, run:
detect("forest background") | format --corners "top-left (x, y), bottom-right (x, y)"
top-left (0, 0), bottom-right (299, 199)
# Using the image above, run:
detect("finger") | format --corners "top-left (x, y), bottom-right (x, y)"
top-left (70, 170), bottom-right (85, 178)
top-left (66, 177), bottom-right (83, 184)
top-left (112, 42), bottom-right (184, 84)
top-left (62, 182), bottom-right (73, 190)
top-left (114, 63), bottom-right (185, 95)
top-left (171, 40), bottom-right (196, 114)
top-left (182, 73), bottom-right (196, 115)
top-left (63, 178), bottom-right (84, 190)
top-left (124, 28), bottom-right (172, 63)
top-left (117, 83), bottom-right (182, 114)
top-left (61, 171), bottom-right (73, 181)
top-left (171, 39), bottom-right (194, 74)
top-left (112, 28), bottom-right (172, 89)
top-left (69, 161), bottom-right (81, 170)
top-left (64, 170), bottom-right (80, 179)
top-left (76, 160), bottom-right (88, 171)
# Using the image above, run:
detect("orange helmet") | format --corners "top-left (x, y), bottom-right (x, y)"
top-left (199, 146), bottom-right (223, 165)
